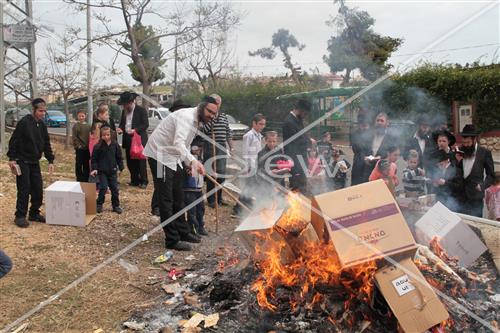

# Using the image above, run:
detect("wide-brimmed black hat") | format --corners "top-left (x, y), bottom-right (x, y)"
top-left (460, 124), bottom-right (480, 137)
top-left (170, 99), bottom-right (192, 112)
top-left (117, 91), bottom-right (139, 105)
top-left (432, 129), bottom-right (456, 147)
top-left (433, 149), bottom-right (450, 163)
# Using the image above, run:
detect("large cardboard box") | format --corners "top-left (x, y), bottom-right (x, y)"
top-left (375, 257), bottom-right (449, 333)
top-left (312, 180), bottom-right (417, 268)
top-left (45, 181), bottom-right (96, 227)
top-left (414, 202), bottom-right (487, 267)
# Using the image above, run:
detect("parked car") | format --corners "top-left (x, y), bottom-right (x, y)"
top-left (147, 107), bottom-right (170, 133)
top-left (44, 110), bottom-right (67, 127)
top-left (5, 108), bottom-right (30, 127)
top-left (226, 114), bottom-right (249, 139)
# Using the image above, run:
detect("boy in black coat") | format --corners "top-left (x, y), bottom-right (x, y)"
top-left (90, 126), bottom-right (124, 214)
top-left (433, 150), bottom-right (463, 212)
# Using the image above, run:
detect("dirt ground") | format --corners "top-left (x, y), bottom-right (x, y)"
top-left (0, 142), bottom-right (241, 333)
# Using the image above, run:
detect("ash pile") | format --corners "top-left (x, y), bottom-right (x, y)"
top-left (127, 180), bottom-right (499, 333)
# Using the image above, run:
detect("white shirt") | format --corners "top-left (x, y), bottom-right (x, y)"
top-left (143, 107), bottom-right (199, 171)
top-left (462, 143), bottom-right (477, 179)
top-left (125, 104), bottom-right (135, 131)
top-left (372, 133), bottom-right (385, 156)
top-left (415, 132), bottom-right (426, 153)
top-left (242, 128), bottom-right (263, 171)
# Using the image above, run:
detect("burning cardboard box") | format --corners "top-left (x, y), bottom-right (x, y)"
top-left (312, 180), bottom-right (417, 268)
top-left (374, 257), bottom-right (449, 333)
top-left (235, 194), bottom-right (321, 261)
top-left (414, 202), bottom-right (487, 267)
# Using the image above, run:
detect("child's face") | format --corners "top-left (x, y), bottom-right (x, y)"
top-left (99, 110), bottom-right (109, 121)
top-left (380, 167), bottom-right (390, 176)
top-left (331, 149), bottom-right (340, 158)
top-left (101, 129), bottom-right (111, 142)
top-left (437, 160), bottom-right (449, 170)
top-left (387, 149), bottom-right (400, 163)
top-left (308, 149), bottom-right (317, 158)
top-left (77, 112), bottom-right (86, 122)
top-left (437, 136), bottom-right (449, 150)
top-left (408, 158), bottom-right (418, 170)
top-left (266, 136), bottom-right (277, 150)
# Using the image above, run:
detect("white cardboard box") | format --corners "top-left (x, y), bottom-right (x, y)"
top-left (45, 181), bottom-right (96, 227)
top-left (414, 202), bottom-right (487, 267)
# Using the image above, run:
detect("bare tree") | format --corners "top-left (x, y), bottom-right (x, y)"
top-left (41, 32), bottom-right (86, 147)
top-left (4, 67), bottom-right (31, 107)
top-left (65, 0), bottom-right (242, 107)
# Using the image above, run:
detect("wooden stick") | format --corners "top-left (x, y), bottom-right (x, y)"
top-left (205, 174), bottom-right (252, 213)
top-left (212, 131), bottom-right (219, 234)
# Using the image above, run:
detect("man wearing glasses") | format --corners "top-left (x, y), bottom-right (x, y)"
top-left (8, 98), bottom-right (55, 228)
top-left (144, 96), bottom-right (218, 251)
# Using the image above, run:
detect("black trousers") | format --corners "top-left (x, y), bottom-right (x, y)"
top-left (125, 149), bottom-right (148, 185)
top-left (204, 145), bottom-right (227, 205)
top-left (149, 157), bottom-right (161, 211)
top-left (97, 172), bottom-right (120, 207)
top-left (75, 148), bottom-right (90, 182)
top-left (15, 161), bottom-right (43, 218)
top-left (150, 159), bottom-right (191, 246)
top-left (460, 199), bottom-right (484, 218)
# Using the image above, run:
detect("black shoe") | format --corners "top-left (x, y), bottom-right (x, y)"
top-left (151, 207), bottom-right (160, 216)
top-left (97, 205), bottom-right (103, 213)
top-left (138, 183), bottom-right (147, 189)
top-left (14, 216), bottom-right (29, 228)
top-left (28, 214), bottom-right (46, 223)
top-left (197, 228), bottom-right (209, 236)
top-left (166, 241), bottom-right (192, 251)
top-left (113, 206), bottom-right (123, 214)
top-left (181, 233), bottom-right (201, 243)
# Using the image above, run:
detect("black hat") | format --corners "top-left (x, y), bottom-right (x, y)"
top-left (416, 114), bottom-right (431, 125)
top-left (433, 149), bottom-right (450, 163)
top-left (460, 124), bottom-right (479, 137)
top-left (432, 129), bottom-right (456, 147)
top-left (357, 113), bottom-right (370, 125)
top-left (295, 99), bottom-right (311, 112)
top-left (170, 99), bottom-right (192, 112)
top-left (202, 95), bottom-right (218, 105)
top-left (117, 91), bottom-right (138, 105)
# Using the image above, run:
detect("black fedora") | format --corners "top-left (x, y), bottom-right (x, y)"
top-left (117, 91), bottom-right (139, 105)
top-left (432, 129), bottom-right (456, 147)
top-left (170, 99), bottom-right (192, 112)
top-left (460, 124), bottom-right (480, 137)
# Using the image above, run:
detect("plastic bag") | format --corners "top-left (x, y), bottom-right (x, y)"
top-left (130, 131), bottom-right (146, 160)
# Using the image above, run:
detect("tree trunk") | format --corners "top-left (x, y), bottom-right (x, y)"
top-left (142, 81), bottom-right (151, 109)
top-left (343, 68), bottom-right (352, 85)
top-left (15, 93), bottom-right (19, 108)
top-left (64, 95), bottom-right (71, 148)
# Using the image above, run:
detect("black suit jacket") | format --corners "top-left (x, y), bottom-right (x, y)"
top-left (350, 129), bottom-right (372, 185)
top-left (460, 146), bottom-right (495, 201)
top-left (119, 105), bottom-right (149, 150)
top-left (404, 135), bottom-right (435, 169)
top-left (365, 129), bottom-right (397, 175)
top-left (282, 112), bottom-right (309, 167)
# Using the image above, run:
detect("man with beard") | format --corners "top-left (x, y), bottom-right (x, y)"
top-left (117, 91), bottom-right (149, 189)
top-left (456, 125), bottom-right (494, 217)
top-left (365, 112), bottom-right (395, 176)
top-left (144, 96), bottom-right (217, 251)
top-left (350, 113), bottom-right (371, 185)
top-left (282, 99), bottom-right (315, 194)
top-left (404, 114), bottom-right (434, 170)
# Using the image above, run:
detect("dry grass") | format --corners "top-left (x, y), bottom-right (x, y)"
top-left (0, 141), bottom-right (239, 332)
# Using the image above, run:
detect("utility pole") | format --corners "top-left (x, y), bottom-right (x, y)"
top-left (1, 0), bottom-right (5, 155)
top-left (25, 0), bottom-right (37, 98)
top-left (173, 37), bottom-right (178, 101)
top-left (86, 0), bottom-right (93, 124)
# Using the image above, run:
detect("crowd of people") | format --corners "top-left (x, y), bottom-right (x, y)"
top-left (3, 92), bottom-right (499, 261)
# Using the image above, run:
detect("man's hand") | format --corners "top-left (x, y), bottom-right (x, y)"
top-left (90, 170), bottom-right (98, 177)
top-left (48, 164), bottom-right (54, 174)
top-left (310, 138), bottom-right (317, 145)
top-left (476, 184), bottom-right (482, 192)
top-left (127, 129), bottom-right (135, 135)
top-left (191, 160), bottom-right (205, 176)
top-left (116, 128), bottom-right (123, 134)
top-left (8, 161), bottom-right (16, 169)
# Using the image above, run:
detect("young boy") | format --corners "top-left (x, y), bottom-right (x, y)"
top-left (485, 171), bottom-right (500, 221)
top-left (402, 150), bottom-right (426, 197)
top-left (369, 159), bottom-right (398, 194)
top-left (432, 150), bottom-right (463, 212)
top-left (257, 131), bottom-right (289, 190)
top-left (327, 147), bottom-right (351, 191)
top-left (72, 110), bottom-right (91, 182)
top-left (184, 146), bottom-right (207, 236)
top-left (90, 126), bottom-right (124, 214)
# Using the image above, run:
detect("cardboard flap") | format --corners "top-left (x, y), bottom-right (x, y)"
top-left (235, 208), bottom-right (284, 232)
top-left (79, 182), bottom-right (97, 215)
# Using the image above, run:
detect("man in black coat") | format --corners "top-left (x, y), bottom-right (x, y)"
top-left (282, 99), bottom-right (315, 194)
top-left (457, 125), bottom-right (495, 217)
top-left (404, 114), bottom-right (434, 170)
top-left (364, 112), bottom-right (396, 176)
top-left (117, 91), bottom-right (149, 188)
top-left (350, 113), bottom-right (371, 186)
top-left (7, 98), bottom-right (55, 228)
